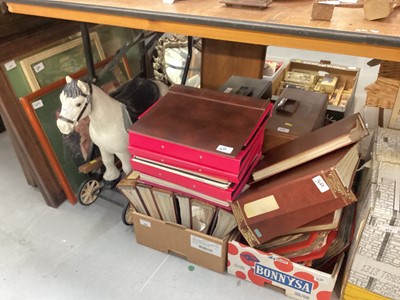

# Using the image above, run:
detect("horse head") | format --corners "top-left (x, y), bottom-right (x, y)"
top-left (57, 76), bottom-right (93, 135)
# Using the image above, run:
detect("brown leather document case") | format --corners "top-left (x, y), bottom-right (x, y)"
top-left (231, 144), bottom-right (359, 247)
top-left (263, 87), bottom-right (328, 152)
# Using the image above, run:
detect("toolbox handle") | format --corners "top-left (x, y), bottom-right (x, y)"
top-left (320, 60), bottom-right (331, 65)
top-left (276, 97), bottom-right (299, 115)
top-left (236, 85), bottom-right (253, 97)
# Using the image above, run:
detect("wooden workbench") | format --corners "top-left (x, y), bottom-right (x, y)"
top-left (5, 0), bottom-right (400, 61)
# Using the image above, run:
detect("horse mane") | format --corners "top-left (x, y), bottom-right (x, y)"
top-left (62, 79), bottom-right (88, 98)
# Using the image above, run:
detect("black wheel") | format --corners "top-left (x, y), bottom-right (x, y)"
top-left (122, 202), bottom-right (135, 226)
top-left (78, 178), bottom-right (101, 206)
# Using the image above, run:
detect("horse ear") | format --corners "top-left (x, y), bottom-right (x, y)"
top-left (77, 79), bottom-right (89, 95)
top-left (65, 76), bottom-right (73, 83)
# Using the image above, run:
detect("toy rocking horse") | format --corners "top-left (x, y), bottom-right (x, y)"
top-left (57, 76), bottom-right (169, 190)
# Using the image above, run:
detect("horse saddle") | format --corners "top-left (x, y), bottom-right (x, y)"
top-left (109, 78), bottom-right (161, 122)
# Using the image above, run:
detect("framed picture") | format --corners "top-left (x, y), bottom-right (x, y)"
top-left (20, 56), bottom-right (131, 204)
top-left (20, 32), bottom-right (106, 92)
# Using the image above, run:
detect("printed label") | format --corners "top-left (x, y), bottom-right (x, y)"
top-left (4, 60), bottom-right (17, 71)
top-left (254, 263), bottom-right (314, 294)
top-left (223, 87), bottom-right (233, 93)
top-left (312, 175), bottom-right (330, 193)
top-left (32, 100), bottom-right (44, 110)
top-left (244, 195), bottom-right (279, 218)
top-left (216, 145), bottom-right (233, 154)
top-left (277, 127), bottom-right (290, 133)
top-left (190, 235), bottom-right (222, 257)
top-left (139, 219), bottom-right (151, 228)
top-left (33, 62), bottom-right (45, 73)
top-left (254, 228), bottom-right (262, 238)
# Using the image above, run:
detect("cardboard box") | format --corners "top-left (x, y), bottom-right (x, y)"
top-left (272, 59), bottom-right (360, 121)
top-left (228, 240), bottom-right (343, 300)
top-left (342, 127), bottom-right (400, 300)
top-left (343, 283), bottom-right (391, 300)
top-left (132, 212), bottom-right (227, 273)
top-left (343, 162), bottom-right (400, 299)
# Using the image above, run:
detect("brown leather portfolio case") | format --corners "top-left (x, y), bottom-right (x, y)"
top-left (263, 87), bottom-right (328, 152)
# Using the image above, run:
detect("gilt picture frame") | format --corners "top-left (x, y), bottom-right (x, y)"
top-left (153, 34), bottom-right (201, 87)
top-left (20, 32), bottom-right (106, 92)
top-left (20, 57), bottom-right (131, 204)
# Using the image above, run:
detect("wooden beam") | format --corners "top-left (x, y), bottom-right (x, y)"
top-left (0, 115), bottom-right (37, 187)
top-left (7, 3), bottom-right (400, 62)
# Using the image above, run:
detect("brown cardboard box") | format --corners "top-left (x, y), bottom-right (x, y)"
top-left (341, 128), bottom-right (400, 300)
top-left (132, 212), bottom-right (227, 273)
top-left (272, 59), bottom-right (360, 121)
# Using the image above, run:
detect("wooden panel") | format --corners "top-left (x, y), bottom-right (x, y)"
top-left (0, 18), bottom-right (81, 62)
top-left (0, 115), bottom-right (37, 187)
top-left (6, 2), bottom-right (400, 62)
top-left (0, 17), bottom-right (81, 207)
top-left (388, 85), bottom-right (400, 129)
top-left (201, 39), bottom-right (266, 90)
top-left (0, 72), bottom-right (66, 207)
top-left (0, 12), bottom-right (54, 41)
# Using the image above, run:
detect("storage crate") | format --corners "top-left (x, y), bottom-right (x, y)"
top-left (272, 59), bottom-right (360, 121)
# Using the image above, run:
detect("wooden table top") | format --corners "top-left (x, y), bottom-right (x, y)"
top-left (5, 0), bottom-right (400, 61)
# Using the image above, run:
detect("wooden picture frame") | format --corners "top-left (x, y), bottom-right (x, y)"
top-left (20, 56), bottom-right (131, 204)
top-left (20, 32), bottom-right (106, 92)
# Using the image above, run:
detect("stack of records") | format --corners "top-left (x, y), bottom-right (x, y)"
top-left (128, 85), bottom-right (272, 209)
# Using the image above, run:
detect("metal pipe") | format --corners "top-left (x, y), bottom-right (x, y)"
top-left (80, 23), bottom-right (96, 83)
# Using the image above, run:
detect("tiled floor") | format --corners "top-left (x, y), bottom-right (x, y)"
top-left (0, 47), bottom-right (379, 300)
top-left (0, 130), bottom-right (294, 300)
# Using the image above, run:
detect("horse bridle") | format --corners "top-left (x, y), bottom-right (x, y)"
top-left (58, 82), bottom-right (93, 126)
